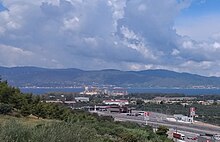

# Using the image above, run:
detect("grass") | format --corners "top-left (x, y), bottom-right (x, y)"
top-left (0, 115), bottom-right (57, 127)
top-left (0, 116), bottom-right (104, 142)
top-left (0, 115), bottom-right (173, 142)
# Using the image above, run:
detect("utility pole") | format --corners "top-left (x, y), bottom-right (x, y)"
top-left (175, 127), bottom-right (177, 142)
top-left (94, 105), bottom-right (97, 112)
top-left (190, 107), bottom-right (195, 123)
top-left (144, 111), bottom-right (150, 125)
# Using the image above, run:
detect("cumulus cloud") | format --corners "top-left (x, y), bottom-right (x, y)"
top-left (0, 44), bottom-right (61, 67)
top-left (0, 0), bottom-right (219, 76)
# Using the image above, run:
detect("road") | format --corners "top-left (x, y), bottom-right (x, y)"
top-left (93, 111), bottom-right (220, 135)
top-left (168, 129), bottom-right (199, 142)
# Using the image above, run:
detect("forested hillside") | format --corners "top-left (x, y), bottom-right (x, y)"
top-left (1, 66), bottom-right (220, 88)
top-left (0, 79), bottom-right (172, 142)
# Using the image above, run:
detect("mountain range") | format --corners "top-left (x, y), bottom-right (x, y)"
top-left (0, 66), bottom-right (220, 88)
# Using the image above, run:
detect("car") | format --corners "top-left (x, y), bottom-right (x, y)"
top-left (187, 136), bottom-right (197, 140)
top-left (126, 113), bottom-right (138, 116)
top-left (191, 137), bottom-right (197, 140)
top-left (214, 135), bottom-right (220, 140)
top-left (138, 112), bottom-right (144, 116)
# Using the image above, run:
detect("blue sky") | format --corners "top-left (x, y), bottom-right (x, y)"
top-left (0, 2), bottom-right (6, 11)
top-left (175, 0), bottom-right (220, 40)
top-left (180, 0), bottom-right (220, 16)
top-left (0, 0), bottom-right (220, 76)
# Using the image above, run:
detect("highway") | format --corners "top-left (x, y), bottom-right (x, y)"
top-left (94, 111), bottom-right (220, 135)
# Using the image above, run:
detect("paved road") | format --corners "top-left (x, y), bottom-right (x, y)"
top-left (94, 111), bottom-right (220, 135)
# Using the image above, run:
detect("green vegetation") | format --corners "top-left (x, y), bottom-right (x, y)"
top-left (0, 119), bottom-right (102, 142)
top-left (0, 80), bottom-right (173, 142)
top-left (156, 126), bottom-right (169, 137)
top-left (0, 117), bottom-right (173, 142)
top-left (127, 93), bottom-right (185, 100)
top-left (137, 102), bottom-right (220, 125)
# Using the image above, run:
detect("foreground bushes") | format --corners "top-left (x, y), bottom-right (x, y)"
top-left (0, 119), bottom-right (173, 142)
top-left (0, 103), bottom-right (12, 114)
top-left (0, 120), bottom-right (105, 142)
top-left (0, 119), bottom-right (172, 142)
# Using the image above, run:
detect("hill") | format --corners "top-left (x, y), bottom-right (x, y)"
top-left (0, 66), bottom-right (220, 88)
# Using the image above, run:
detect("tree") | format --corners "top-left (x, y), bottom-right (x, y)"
top-left (156, 125), bottom-right (169, 137)
top-left (213, 102), bottom-right (218, 105)
top-left (136, 99), bottom-right (144, 105)
top-left (121, 132), bottom-right (138, 142)
top-left (0, 103), bottom-right (12, 114)
top-left (20, 104), bottom-right (32, 117)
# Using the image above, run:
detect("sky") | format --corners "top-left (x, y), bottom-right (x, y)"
top-left (0, 0), bottom-right (220, 76)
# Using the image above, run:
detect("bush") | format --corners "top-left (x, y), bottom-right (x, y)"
top-left (0, 103), bottom-right (12, 114)
top-left (0, 120), bottom-right (31, 142)
top-left (0, 120), bottom-right (106, 142)
top-left (156, 125), bottom-right (169, 137)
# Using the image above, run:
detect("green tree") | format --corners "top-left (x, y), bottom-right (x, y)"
top-left (0, 103), bottom-right (12, 114)
top-left (156, 126), bottom-right (169, 137)
top-left (20, 104), bottom-right (32, 117)
top-left (136, 99), bottom-right (145, 105)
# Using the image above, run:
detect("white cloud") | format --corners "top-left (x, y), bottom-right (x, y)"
top-left (0, 44), bottom-right (64, 68)
top-left (177, 39), bottom-right (220, 62)
top-left (182, 40), bottom-right (194, 49)
top-left (0, 0), bottom-right (220, 76)
top-left (180, 60), bottom-right (213, 70)
top-left (0, 44), bottom-right (32, 56)
top-left (178, 60), bottom-right (217, 76)
top-left (213, 42), bottom-right (220, 49)
top-left (171, 49), bottom-right (180, 56)
top-left (62, 16), bottom-right (80, 31)
top-left (0, 44), bottom-right (32, 66)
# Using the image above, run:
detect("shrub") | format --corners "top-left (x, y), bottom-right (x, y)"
top-left (0, 103), bottom-right (12, 114)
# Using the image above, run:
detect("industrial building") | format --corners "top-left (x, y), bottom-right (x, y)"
top-left (107, 105), bottom-right (131, 113)
top-left (75, 97), bottom-right (90, 102)
top-left (103, 99), bottom-right (129, 106)
top-left (109, 87), bottom-right (128, 96)
top-left (173, 114), bottom-right (194, 123)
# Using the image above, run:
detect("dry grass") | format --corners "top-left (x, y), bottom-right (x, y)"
top-left (0, 115), bottom-right (57, 127)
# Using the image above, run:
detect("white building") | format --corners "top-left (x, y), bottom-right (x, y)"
top-left (207, 100), bottom-right (214, 104)
top-left (64, 101), bottom-right (76, 104)
top-left (45, 100), bottom-right (63, 103)
top-left (103, 99), bottom-right (129, 106)
top-left (75, 97), bottom-right (90, 102)
top-left (110, 87), bottom-right (128, 96)
top-left (174, 114), bottom-right (194, 123)
top-left (80, 86), bottom-right (101, 95)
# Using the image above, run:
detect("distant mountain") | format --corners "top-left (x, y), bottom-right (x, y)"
top-left (0, 66), bottom-right (220, 88)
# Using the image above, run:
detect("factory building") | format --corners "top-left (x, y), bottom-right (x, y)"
top-left (103, 99), bottom-right (129, 106)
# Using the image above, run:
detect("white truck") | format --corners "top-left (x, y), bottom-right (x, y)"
top-left (173, 132), bottom-right (185, 140)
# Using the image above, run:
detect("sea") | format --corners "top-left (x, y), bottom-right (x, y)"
top-left (19, 87), bottom-right (220, 96)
